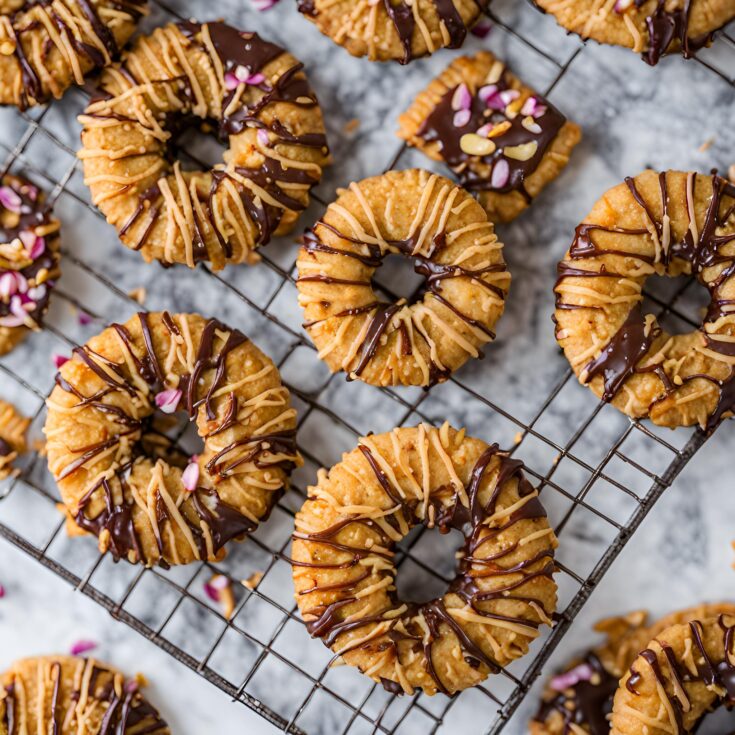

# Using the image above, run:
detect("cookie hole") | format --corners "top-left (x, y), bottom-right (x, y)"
top-left (373, 253), bottom-right (426, 303)
top-left (144, 409), bottom-right (204, 468)
top-left (641, 273), bottom-right (710, 336)
top-left (394, 526), bottom-right (465, 604)
top-left (168, 119), bottom-right (227, 172)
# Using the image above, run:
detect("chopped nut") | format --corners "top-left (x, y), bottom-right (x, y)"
top-left (504, 141), bottom-right (539, 161)
top-left (487, 121), bottom-right (512, 138)
top-left (521, 115), bottom-right (542, 134)
top-left (460, 133), bottom-right (497, 157)
top-left (0, 40), bottom-right (16, 56)
top-left (485, 60), bottom-right (505, 85)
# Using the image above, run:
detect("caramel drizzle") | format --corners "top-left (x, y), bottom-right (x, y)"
top-left (81, 20), bottom-right (328, 266)
top-left (624, 616), bottom-right (735, 733)
top-left (297, 0), bottom-right (488, 64)
top-left (2, 0), bottom-right (146, 109)
top-left (1, 657), bottom-right (168, 734)
top-left (47, 312), bottom-right (298, 566)
top-left (555, 172), bottom-right (735, 431)
top-left (295, 427), bottom-right (555, 694)
top-left (298, 174), bottom-right (508, 385)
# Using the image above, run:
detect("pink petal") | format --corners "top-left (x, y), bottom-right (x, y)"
top-left (26, 285), bottom-right (46, 302)
top-left (9, 295), bottom-right (27, 321)
top-left (0, 186), bottom-right (22, 213)
top-left (70, 640), bottom-right (98, 656)
top-left (478, 84), bottom-right (498, 104)
top-left (253, 0), bottom-right (279, 10)
top-left (476, 123), bottom-right (493, 137)
top-left (0, 585), bottom-right (5, 598)
top-left (29, 236), bottom-right (45, 260)
top-left (0, 272), bottom-right (18, 300)
top-left (0, 313), bottom-right (25, 327)
top-left (224, 72), bottom-right (240, 91)
top-left (203, 582), bottom-right (221, 603)
top-left (490, 158), bottom-right (510, 189)
top-left (453, 109), bottom-right (472, 128)
top-left (484, 93), bottom-right (506, 111)
top-left (53, 353), bottom-right (69, 369)
top-left (124, 679), bottom-right (139, 694)
top-left (13, 272), bottom-right (28, 295)
top-left (550, 663), bottom-right (595, 691)
top-left (154, 388), bottom-right (182, 414)
top-left (257, 129), bottom-right (271, 147)
top-left (77, 310), bottom-right (93, 326)
top-left (24, 184), bottom-right (38, 202)
top-left (499, 89), bottom-right (520, 106)
top-left (470, 18), bottom-right (492, 38)
top-left (246, 72), bottom-right (266, 85)
top-left (451, 83), bottom-right (471, 112)
top-left (19, 230), bottom-right (35, 251)
top-left (182, 461), bottom-right (200, 492)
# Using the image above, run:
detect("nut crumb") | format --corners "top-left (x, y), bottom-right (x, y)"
top-left (698, 136), bottom-right (715, 152)
top-left (343, 118), bottom-right (360, 135)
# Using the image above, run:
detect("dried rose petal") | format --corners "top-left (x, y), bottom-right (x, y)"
top-left (0, 272), bottom-right (18, 301)
top-left (477, 84), bottom-right (499, 105)
top-left (451, 83), bottom-right (472, 112)
top-left (182, 461), bottom-right (200, 492)
top-left (77, 310), bottom-right (93, 326)
top-left (550, 663), bottom-right (595, 691)
top-left (9, 295), bottom-right (28, 321)
top-left (476, 123), bottom-right (493, 138)
top-left (53, 353), bottom-right (69, 369)
top-left (204, 574), bottom-right (229, 602)
top-left (470, 18), bottom-right (492, 38)
top-left (224, 72), bottom-right (240, 91)
top-left (0, 186), bottom-right (22, 213)
top-left (154, 388), bottom-right (182, 414)
top-left (124, 679), bottom-right (139, 694)
top-left (490, 158), bottom-right (510, 189)
top-left (499, 89), bottom-right (520, 107)
top-left (29, 236), bottom-right (45, 260)
top-left (26, 285), bottom-right (46, 302)
top-left (0, 585), bottom-right (5, 598)
top-left (70, 640), bottom-right (98, 656)
top-left (253, 0), bottom-right (279, 10)
top-left (453, 109), bottom-right (472, 128)
top-left (245, 72), bottom-right (265, 85)
top-left (521, 96), bottom-right (547, 118)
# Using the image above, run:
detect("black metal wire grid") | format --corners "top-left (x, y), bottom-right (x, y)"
top-left (0, 1), bottom-right (733, 733)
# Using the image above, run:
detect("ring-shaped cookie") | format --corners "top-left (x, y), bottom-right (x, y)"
top-left (297, 0), bottom-right (489, 63)
top-left (44, 311), bottom-right (301, 567)
top-left (297, 169), bottom-right (510, 387)
top-left (0, 655), bottom-right (169, 734)
top-left (0, 174), bottom-right (61, 356)
top-left (0, 0), bottom-right (146, 108)
top-left (554, 170), bottom-right (735, 431)
top-left (531, 602), bottom-right (735, 735)
top-left (79, 20), bottom-right (330, 270)
top-left (612, 614), bottom-right (735, 734)
top-left (291, 423), bottom-right (558, 696)
top-left (533, 0), bottom-right (734, 65)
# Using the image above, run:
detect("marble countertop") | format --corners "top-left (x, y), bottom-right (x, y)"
top-left (0, 0), bottom-right (734, 732)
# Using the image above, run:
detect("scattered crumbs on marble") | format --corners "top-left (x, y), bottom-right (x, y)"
top-left (242, 572), bottom-right (264, 590)
top-left (128, 287), bottom-right (146, 305)
top-left (343, 118), bottom-right (360, 135)
top-left (698, 136), bottom-right (715, 152)
top-left (205, 574), bottom-right (236, 620)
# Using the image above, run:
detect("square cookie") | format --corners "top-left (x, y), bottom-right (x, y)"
top-left (399, 51), bottom-right (581, 223)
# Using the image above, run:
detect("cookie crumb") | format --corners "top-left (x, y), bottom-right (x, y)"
top-left (698, 136), bottom-right (715, 152)
top-left (343, 118), bottom-right (360, 135)
top-left (128, 287), bottom-right (147, 305)
top-left (242, 571), bottom-right (264, 590)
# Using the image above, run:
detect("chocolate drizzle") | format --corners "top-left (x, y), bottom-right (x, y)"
top-left (535, 652), bottom-right (618, 735)
top-left (298, 0), bottom-right (485, 63)
top-left (642, 0), bottom-right (714, 66)
top-left (555, 172), bottom-right (735, 432)
top-left (624, 616), bottom-right (735, 732)
top-left (300, 221), bottom-right (507, 384)
top-left (416, 72), bottom-right (566, 201)
top-left (55, 312), bottom-right (297, 566)
top-left (297, 439), bottom-right (554, 694)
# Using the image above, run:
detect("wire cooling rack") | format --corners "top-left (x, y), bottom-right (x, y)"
top-left (0, 0), bottom-right (733, 732)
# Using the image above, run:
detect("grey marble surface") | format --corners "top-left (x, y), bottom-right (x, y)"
top-left (0, 0), bottom-right (734, 732)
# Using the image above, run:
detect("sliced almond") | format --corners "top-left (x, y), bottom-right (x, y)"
top-left (485, 60), bottom-right (505, 85)
top-left (522, 116), bottom-right (542, 134)
top-left (487, 121), bottom-right (512, 138)
top-left (460, 134), bottom-right (497, 157)
top-left (504, 141), bottom-right (538, 161)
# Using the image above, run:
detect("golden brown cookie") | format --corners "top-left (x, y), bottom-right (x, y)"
top-left (297, 0), bottom-right (488, 63)
top-left (44, 311), bottom-right (301, 567)
top-left (398, 52), bottom-right (581, 223)
top-left (291, 423), bottom-right (558, 695)
top-left (0, 0), bottom-right (146, 109)
top-left (554, 170), bottom-right (735, 430)
top-left (0, 174), bottom-right (61, 356)
top-left (531, 602), bottom-right (735, 735)
top-left (0, 399), bottom-right (30, 480)
top-left (0, 655), bottom-right (169, 734)
top-left (533, 0), bottom-right (734, 65)
top-left (78, 20), bottom-right (330, 270)
top-left (611, 613), bottom-right (735, 734)
top-left (296, 169), bottom-right (510, 387)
